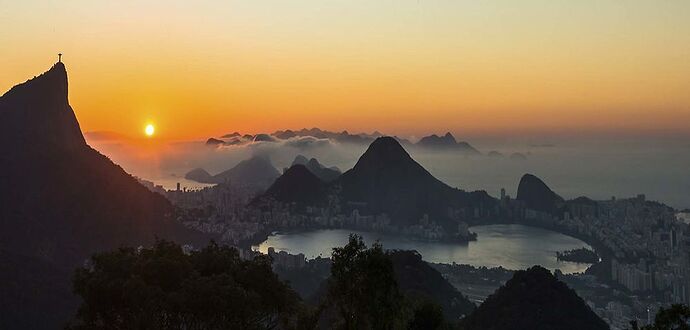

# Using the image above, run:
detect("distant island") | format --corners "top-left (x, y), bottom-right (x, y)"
top-left (203, 128), bottom-right (482, 154)
top-left (556, 247), bottom-right (599, 264)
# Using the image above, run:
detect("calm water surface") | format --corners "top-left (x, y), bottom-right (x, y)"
top-left (255, 224), bottom-right (594, 274)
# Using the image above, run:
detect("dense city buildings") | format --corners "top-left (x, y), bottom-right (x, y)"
top-left (163, 176), bottom-right (690, 330)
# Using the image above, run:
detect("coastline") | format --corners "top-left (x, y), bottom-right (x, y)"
top-left (251, 224), bottom-right (594, 274)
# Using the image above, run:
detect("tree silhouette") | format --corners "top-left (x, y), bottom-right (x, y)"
top-left (326, 234), bottom-right (405, 329)
top-left (630, 304), bottom-right (690, 330)
top-left (69, 240), bottom-right (301, 330)
top-left (408, 299), bottom-right (444, 330)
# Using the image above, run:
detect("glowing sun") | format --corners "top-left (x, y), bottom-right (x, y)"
top-left (144, 124), bottom-right (155, 137)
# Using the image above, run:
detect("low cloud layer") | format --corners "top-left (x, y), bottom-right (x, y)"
top-left (87, 132), bottom-right (690, 209)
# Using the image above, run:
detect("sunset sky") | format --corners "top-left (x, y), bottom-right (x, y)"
top-left (2, 1), bottom-right (689, 140)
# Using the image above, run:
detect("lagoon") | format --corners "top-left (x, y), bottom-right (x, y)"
top-left (255, 224), bottom-right (594, 274)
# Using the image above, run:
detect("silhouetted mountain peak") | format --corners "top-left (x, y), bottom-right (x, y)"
top-left (353, 136), bottom-right (415, 171)
top-left (206, 156), bottom-right (280, 188)
top-left (184, 168), bottom-right (214, 184)
top-left (1, 62), bottom-right (211, 329)
top-left (519, 174), bottom-right (546, 189)
top-left (307, 157), bottom-right (322, 168)
top-left (206, 138), bottom-right (225, 146)
top-left (415, 132), bottom-right (480, 154)
top-left (256, 164), bottom-right (327, 208)
top-left (253, 133), bottom-right (276, 142)
top-left (2, 62), bottom-right (68, 106)
top-left (336, 137), bottom-right (491, 225)
top-left (11, 62), bottom-right (68, 91)
top-left (221, 132), bottom-right (240, 138)
top-left (516, 174), bottom-right (564, 214)
top-left (462, 266), bottom-right (608, 330)
top-left (282, 164), bottom-right (317, 181)
top-left (0, 62), bottom-right (85, 154)
top-left (289, 155), bottom-right (341, 182)
top-left (291, 154), bottom-right (309, 166)
top-left (0, 60), bottom-right (207, 277)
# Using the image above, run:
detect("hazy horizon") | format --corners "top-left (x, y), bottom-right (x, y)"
top-left (3, 1), bottom-right (689, 140)
top-left (85, 130), bottom-right (690, 210)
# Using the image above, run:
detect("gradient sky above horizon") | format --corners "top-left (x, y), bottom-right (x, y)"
top-left (1, 1), bottom-right (689, 140)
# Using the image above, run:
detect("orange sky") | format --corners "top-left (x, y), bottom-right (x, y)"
top-left (1, 1), bottom-right (689, 140)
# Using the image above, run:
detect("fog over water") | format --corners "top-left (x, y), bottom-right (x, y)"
top-left (87, 133), bottom-right (690, 209)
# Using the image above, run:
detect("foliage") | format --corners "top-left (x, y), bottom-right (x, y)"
top-left (68, 235), bottom-right (495, 330)
top-left (630, 304), bottom-right (690, 330)
top-left (326, 234), bottom-right (405, 329)
top-left (389, 250), bottom-right (475, 320)
top-left (408, 299), bottom-right (445, 330)
top-left (69, 240), bottom-right (301, 330)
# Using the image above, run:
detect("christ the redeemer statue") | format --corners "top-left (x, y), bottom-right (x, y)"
top-left (58, 53), bottom-right (62, 63)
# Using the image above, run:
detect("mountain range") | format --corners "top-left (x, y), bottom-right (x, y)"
top-left (255, 136), bottom-right (496, 227)
top-left (461, 266), bottom-right (609, 330)
top-left (206, 128), bottom-right (481, 154)
top-left (255, 137), bottom-right (593, 231)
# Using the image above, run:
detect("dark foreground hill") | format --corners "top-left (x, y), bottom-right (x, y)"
top-left (0, 249), bottom-right (74, 329)
top-left (461, 266), bottom-right (609, 330)
top-left (276, 249), bottom-right (475, 323)
top-left (0, 62), bottom-right (208, 329)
